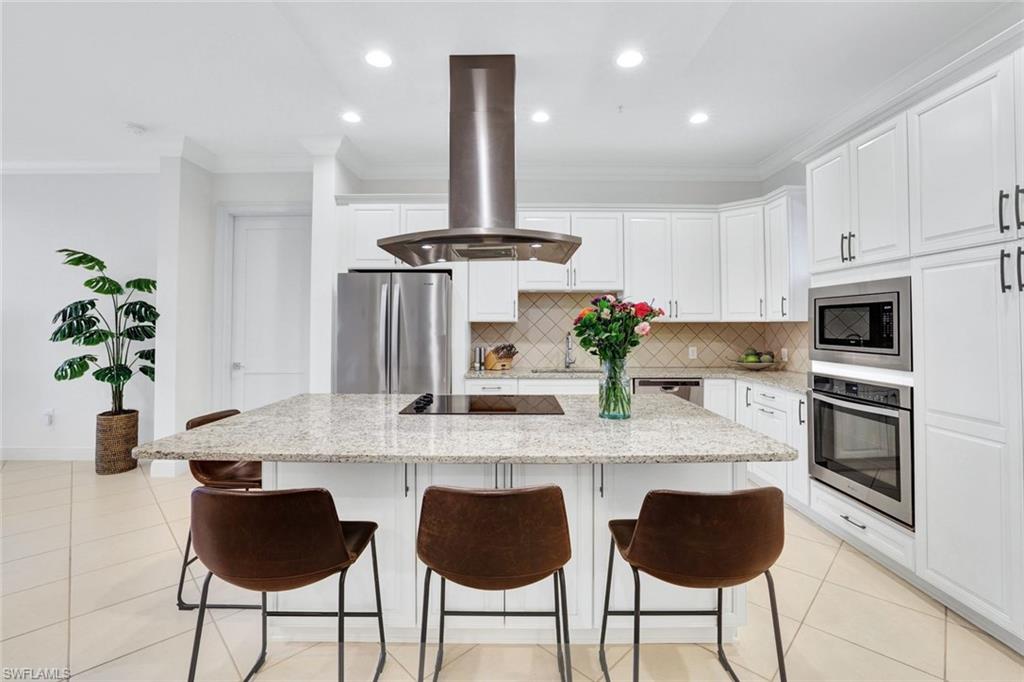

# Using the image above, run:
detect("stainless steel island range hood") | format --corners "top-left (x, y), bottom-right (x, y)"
top-left (377, 55), bottom-right (580, 267)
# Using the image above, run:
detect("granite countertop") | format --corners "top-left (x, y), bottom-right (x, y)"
top-left (133, 393), bottom-right (796, 465)
top-left (465, 366), bottom-right (809, 394)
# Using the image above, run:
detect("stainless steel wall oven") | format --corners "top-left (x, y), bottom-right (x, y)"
top-left (810, 277), bottom-right (912, 371)
top-left (808, 373), bottom-right (914, 528)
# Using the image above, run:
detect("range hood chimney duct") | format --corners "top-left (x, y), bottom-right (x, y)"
top-left (377, 55), bottom-right (580, 266)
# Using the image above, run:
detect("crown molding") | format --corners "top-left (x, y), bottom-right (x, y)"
top-left (0, 160), bottom-right (159, 175)
top-left (353, 161), bottom-right (764, 183)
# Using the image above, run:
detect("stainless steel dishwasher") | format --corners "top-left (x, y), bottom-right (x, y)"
top-left (633, 378), bottom-right (704, 407)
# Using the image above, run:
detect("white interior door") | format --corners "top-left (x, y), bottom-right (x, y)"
top-left (230, 215), bottom-right (311, 411)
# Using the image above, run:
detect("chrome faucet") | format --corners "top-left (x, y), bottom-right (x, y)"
top-left (564, 332), bottom-right (576, 369)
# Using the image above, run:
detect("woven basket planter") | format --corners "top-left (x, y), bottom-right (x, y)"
top-left (95, 410), bottom-right (139, 475)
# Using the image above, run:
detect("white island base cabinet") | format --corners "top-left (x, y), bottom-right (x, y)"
top-left (263, 460), bottom-right (749, 644)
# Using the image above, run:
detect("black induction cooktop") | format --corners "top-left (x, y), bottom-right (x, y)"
top-left (400, 393), bottom-right (564, 415)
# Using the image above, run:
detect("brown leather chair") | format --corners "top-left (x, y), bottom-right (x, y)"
top-left (416, 485), bottom-right (574, 682)
top-left (176, 410), bottom-right (263, 611)
top-left (186, 487), bottom-right (385, 682)
top-left (598, 488), bottom-right (787, 682)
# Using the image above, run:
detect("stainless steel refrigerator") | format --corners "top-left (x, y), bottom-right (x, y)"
top-left (335, 272), bottom-right (451, 394)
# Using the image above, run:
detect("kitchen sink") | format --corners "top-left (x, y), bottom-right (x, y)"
top-left (530, 368), bottom-right (602, 374)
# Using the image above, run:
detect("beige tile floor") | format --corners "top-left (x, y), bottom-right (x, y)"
top-left (1, 459), bottom-right (1023, 681)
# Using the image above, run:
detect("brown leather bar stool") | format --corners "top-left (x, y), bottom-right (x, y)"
top-left (598, 488), bottom-right (787, 682)
top-left (186, 487), bottom-right (386, 682)
top-left (416, 485), bottom-right (574, 682)
top-left (176, 409), bottom-right (264, 611)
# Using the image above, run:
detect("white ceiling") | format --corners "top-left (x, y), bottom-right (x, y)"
top-left (2, 2), bottom-right (1021, 179)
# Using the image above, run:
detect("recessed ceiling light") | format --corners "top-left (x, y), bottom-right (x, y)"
top-left (531, 111), bottom-right (550, 123)
top-left (529, 256), bottom-right (539, 261)
top-left (437, 258), bottom-right (447, 263)
top-left (420, 244), bottom-right (433, 250)
top-left (340, 111), bottom-right (361, 123)
top-left (616, 50), bottom-right (644, 68)
top-left (364, 50), bottom-right (392, 68)
top-left (689, 111), bottom-right (709, 125)
top-left (530, 243), bottom-right (542, 248)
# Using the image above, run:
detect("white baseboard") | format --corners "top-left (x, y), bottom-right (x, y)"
top-left (0, 446), bottom-right (93, 461)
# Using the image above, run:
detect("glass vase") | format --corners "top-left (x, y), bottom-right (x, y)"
top-left (599, 357), bottom-right (631, 419)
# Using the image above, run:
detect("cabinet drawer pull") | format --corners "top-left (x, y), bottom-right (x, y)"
top-left (758, 407), bottom-right (774, 415)
top-left (759, 298), bottom-right (764, 318)
top-left (1018, 246), bottom-right (1024, 292)
top-left (999, 190), bottom-right (1010, 233)
top-left (480, 386), bottom-right (503, 391)
top-left (781, 296), bottom-right (787, 318)
top-left (1000, 249), bottom-right (1012, 293)
top-left (1016, 185), bottom-right (1023, 230)
top-left (840, 233), bottom-right (848, 262)
top-left (847, 232), bottom-right (856, 260)
top-left (745, 386), bottom-right (751, 407)
top-left (404, 464), bottom-right (410, 497)
top-left (798, 399), bottom-right (806, 425)
top-left (759, 393), bottom-right (776, 400)
top-left (840, 514), bottom-right (867, 531)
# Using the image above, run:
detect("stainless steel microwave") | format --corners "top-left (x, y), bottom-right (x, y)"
top-left (809, 277), bottom-right (912, 371)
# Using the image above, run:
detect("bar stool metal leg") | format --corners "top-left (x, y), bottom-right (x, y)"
top-left (716, 588), bottom-right (740, 682)
top-left (338, 568), bottom-right (348, 682)
top-left (370, 536), bottom-right (387, 681)
top-left (417, 568), bottom-right (432, 682)
top-left (177, 529), bottom-right (199, 610)
top-left (187, 572), bottom-right (213, 682)
top-left (557, 568), bottom-right (573, 682)
top-left (240, 592), bottom-right (268, 681)
top-left (553, 573), bottom-right (566, 682)
top-left (631, 567), bottom-right (641, 682)
top-left (598, 537), bottom-right (614, 682)
top-left (765, 570), bottom-right (788, 682)
top-left (432, 577), bottom-right (446, 681)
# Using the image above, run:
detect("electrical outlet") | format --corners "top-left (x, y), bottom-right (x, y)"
top-left (780, 348), bottom-right (789, 362)
top-left (43, 408), bottom-right (55, 426)
top-left (688, 346), bottom-right (698, 360)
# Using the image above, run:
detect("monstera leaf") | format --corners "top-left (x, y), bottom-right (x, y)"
top-left (54, 354), bottom-right (97, 381)
top-left (84, 276), bottom-right (124, 296)
top-left (135, 348), bottom-right (155, 363)
top-left (125, 278), bottom-right (157, 293)
top-left (122, 324), bottom-right (156, 341)
top-left (73, 329), bottom-right (115, 346)
top-left (138, 365), bottom-right (155, 381)
top-left (57, 249), bottom-right (106, 271)
top-left (93, 364), bottom-right (132, 385)
top-left (51, 299), bottom-right (97, 324)
top-left (50, 315), bottom-right (99, 342)
top-left (120, 300), bottom-right (159, 323)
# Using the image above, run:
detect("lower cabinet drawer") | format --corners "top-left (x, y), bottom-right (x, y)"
top-left (751, 385), bottom-right (788, 409)
top-left (810, 482), bottom-right (915, 570)
top-left (519, 379), bottom-right (599, 395)
top-left (465, 379), bottom-right (519, 395)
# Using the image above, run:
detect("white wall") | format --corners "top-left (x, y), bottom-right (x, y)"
top-left (760, 162), bottom-right (805, 194)
top-left (1, 173), bottom-right (159, 458)
top-left (212, 172), bottom-right (312, 204)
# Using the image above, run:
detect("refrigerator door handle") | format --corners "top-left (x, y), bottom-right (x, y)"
top-left (380, 282), bottom-right (390, 392)
top-left (390, 280), bottom-right (402, 393)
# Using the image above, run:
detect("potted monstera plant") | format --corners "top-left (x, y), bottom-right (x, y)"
top-left (50, 249), bottom-right (157, 474)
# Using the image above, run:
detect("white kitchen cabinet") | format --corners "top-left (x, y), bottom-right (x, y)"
top-left (908, 55), bottom-right (1017, 255)
top-left (416, 464), bottom-right (506, 627)
top-left (735, 381), bottom-right (754, 429)
top-left (274, 463), bottom-right (417, 628)
top-left (703, 379), bottom-right (735, 421)
top-left (912, 244), bottom-right (1024, 634)
top-left (397, 205), bottom-right (449, 270)
top-left (749, 403), bottom-right (789, 494)
top-left (849, 116), bottom-right (910, 265)
top-left (518, 378), bottom-right (599, 395)
top-left (464, 378), bottom-right (519, 395)
top-left (672, 213), bottom-right (721, 321)
top-left (593, 464), bottom-right (744, 631)
top-left (506, 464), bottom-right (593, 629)
top-left (349, 205), bottom-right (400, 267)
top-left (468, 261), bottom-right (518, 322)
top-left (518, 212), bottom-right (572, 291)
top-left (624, 212), bottom-right (673, 312)
top-left (807, 145), bottom-right (851, 273)
top-left (786, 393), bottom-right (810, 506)
top-left (571, 213), bottom-right (624, 292)
top-left (764, 193), bottom-right (808, 321)
top-left (720, 206), bottom-right (766, 321)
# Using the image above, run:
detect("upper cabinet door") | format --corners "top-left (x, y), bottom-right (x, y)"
top-left (400, 205), bottom-right (449, 270)
top-left (623, 213), bottom-right (673, 315)
top-left (850, 116), bottom-right (910, 265)
top-left (807, 146), bottom-right (851, 273)
top-left (570, 212), bottom-right (624, 292)
top-left (517, 212), bottom-right (571, 291)
top-left (671, 212), bottom-right (721, 321)
top-left (764, 197), bottom-right (791, 321)
top-left (349, 205), bottom-right (400, 267)
top-left (720, 206), bottom-right (766, 321)
top-left (468, 261), bottom-right (518, 322)
top-left (908, 55), bottom-right (1017, 255)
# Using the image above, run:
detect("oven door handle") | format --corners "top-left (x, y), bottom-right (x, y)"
top-left (811, 392), bottom-right (904, 419)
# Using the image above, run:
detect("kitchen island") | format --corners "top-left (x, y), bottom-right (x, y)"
top-left (134, 393), bottom-right (795, 645)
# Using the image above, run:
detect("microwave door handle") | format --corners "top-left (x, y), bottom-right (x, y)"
top-left (813, 392), bottom-right (903, 419)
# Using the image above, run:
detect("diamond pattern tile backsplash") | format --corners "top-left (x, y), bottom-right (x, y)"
top-left (471, 293), bottom-right (810, 372)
